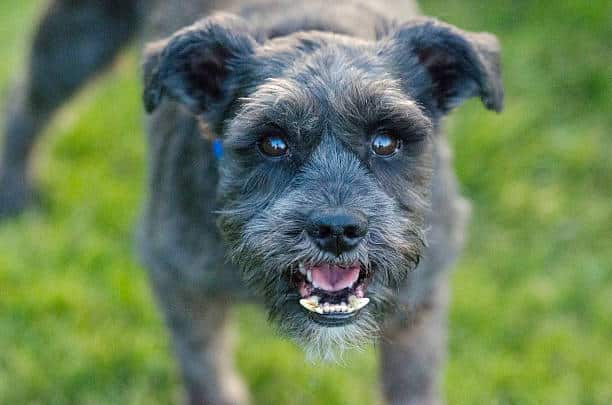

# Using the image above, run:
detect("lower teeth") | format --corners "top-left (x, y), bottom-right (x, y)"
top-left (299, 295), bottom-right (370, 314)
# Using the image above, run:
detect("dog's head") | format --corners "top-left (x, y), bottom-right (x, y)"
top-left (143, 13), bottom-right (502, 358)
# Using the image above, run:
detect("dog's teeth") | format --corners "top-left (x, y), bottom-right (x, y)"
top-left (302, 295), bottom-right (320, 305)
top-left (299, 295), bottom-right (321, 312)
top-left (301, 295), bottom-right (367, 315)
top-left (353, 297), bottom-right (370, 311)
top-left (299, 299), bottom-right (312, 310)
top-left (348, 295), bottom-right (370, 311)
top-left (298, 262), bottom-right (306, 275)
top-left (306, 269), bottom-right (312, 283)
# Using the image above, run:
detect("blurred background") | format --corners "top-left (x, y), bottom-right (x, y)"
top-left (0, 0), bottom-right (610, 403)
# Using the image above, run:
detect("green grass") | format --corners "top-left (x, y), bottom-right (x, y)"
top-left (1, 0), bottom-right (610, 403)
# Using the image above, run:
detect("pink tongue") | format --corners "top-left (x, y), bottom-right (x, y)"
top-left (310, 264), bottom-right (360, 292)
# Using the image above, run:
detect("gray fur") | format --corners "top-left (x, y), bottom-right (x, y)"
top-left (0, 0), bottom-right (143, 217)
top-left (0, 1), bottom-right (502, 403)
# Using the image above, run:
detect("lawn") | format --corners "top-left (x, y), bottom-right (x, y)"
top-left (0, 0), bottom-right (610, 403)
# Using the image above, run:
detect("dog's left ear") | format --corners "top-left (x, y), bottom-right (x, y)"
top-left (380, 18), bottom-right (504, 115)
top-left (143, 13), bottom-right (257, 123)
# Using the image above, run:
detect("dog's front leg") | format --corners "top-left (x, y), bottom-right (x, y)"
top-left (154, 291), bottom-right (250, 405)
top-left (380, 279), bottom-right (449, 405)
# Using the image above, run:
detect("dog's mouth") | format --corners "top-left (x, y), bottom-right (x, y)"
top-left (290, 262), bottom-right (372, 326)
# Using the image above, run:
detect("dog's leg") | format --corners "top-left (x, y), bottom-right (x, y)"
top-left (0, 0), bottom-right (142, 218)
top-left (380, 279), bottom-right (449, 405)
top-left (154, 289), bottom-right (250, 405)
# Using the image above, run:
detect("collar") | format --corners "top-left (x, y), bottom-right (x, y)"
top-left (198, 117), bottom-right (223, 161)
top-left (211, 138), bottom-right (224, 160)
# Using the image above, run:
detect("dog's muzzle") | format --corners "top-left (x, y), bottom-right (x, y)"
top-left (292, 262), bottom-right (372, 326)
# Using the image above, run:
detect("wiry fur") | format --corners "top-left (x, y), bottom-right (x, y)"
top-left (0, 1), bottom-right (502, 403)
top-left (216, 57), bottom-right (433, 356)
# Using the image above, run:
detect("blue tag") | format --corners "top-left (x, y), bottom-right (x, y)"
top-left (212, 138), bottom-right (224, 160)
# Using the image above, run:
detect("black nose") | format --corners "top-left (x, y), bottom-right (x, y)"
top-left (306, 209), bottom-right (368, 256)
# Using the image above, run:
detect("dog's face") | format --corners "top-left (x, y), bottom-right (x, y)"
top-left (144, 13), bottom-right (502, 358)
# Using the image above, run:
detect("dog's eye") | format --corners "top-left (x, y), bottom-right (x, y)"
top-left (259, 135), bottom-right (288, 157)
top-left (258, 134), bottom-right (289, 157)
top-left (371, 132), bottom-right (401, 157)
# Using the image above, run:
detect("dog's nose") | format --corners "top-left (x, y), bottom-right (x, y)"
top-left (306, 209), bottom-right (368, 256)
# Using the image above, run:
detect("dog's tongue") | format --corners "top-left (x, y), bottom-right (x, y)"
top-left (310, 264), bottom-right (360, 292)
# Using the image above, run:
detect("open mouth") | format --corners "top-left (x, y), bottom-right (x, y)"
top-left (291, 262), bottom-right (372, 326)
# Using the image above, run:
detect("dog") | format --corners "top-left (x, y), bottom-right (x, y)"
top-left (0, 0), bottom-right (503, 403)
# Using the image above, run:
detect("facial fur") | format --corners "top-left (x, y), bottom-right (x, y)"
top-left (142, 13), bottom-right (503, 359)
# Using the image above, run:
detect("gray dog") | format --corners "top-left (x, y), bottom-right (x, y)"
top-left (0, 0), bottom-right (503, 403)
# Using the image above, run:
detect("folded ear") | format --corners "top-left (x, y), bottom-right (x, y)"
top-left (380, 18), bottom-right (504, 115)
top-left (142, 13), bottom-right (257, 122)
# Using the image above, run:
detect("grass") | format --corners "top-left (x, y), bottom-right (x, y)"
top-left (0, 0), bottom-right (610, 403)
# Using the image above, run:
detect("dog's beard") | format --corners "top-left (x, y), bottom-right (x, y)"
top-left (270, 276), bottom-right (396, 361)
top-left (222, 222), bottom-right (424, 360)
top-left (218, 184), bottom-right (427, 360)
top-left (281, 306), bottom-right (380, 362)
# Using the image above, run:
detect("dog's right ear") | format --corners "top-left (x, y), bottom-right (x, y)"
top-left (143, 13), bottom-right (256, 121)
